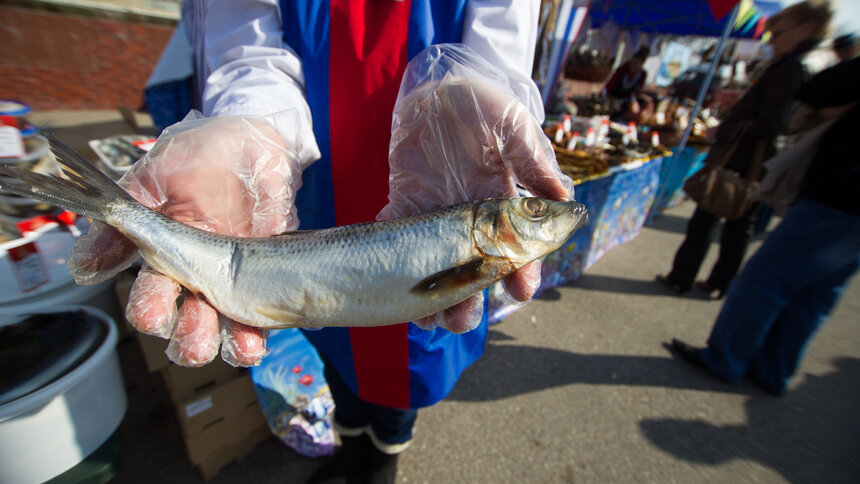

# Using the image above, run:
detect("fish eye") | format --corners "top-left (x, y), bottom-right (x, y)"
top-left (523, 198), bottom-right (548, 218)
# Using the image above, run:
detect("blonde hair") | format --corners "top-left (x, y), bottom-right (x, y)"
top-left (766, 0), bottom-right (833, 41)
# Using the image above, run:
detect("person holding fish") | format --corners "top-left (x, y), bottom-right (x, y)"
top-left (15, 1), bottom-right (579, 482)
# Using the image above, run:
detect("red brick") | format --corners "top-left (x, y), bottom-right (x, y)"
top-left (0, 6), bottom-right (173, 110)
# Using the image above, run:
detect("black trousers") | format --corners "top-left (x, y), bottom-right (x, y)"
top-left (667, 203), bottom-right (762, 292)
top-left (320, 355), bottom-right (417, 450)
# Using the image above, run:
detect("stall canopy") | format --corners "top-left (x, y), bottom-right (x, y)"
top-left (538, 0), bottom-right (782, 103)
top-left (587, 0), bottom-right (782, 38)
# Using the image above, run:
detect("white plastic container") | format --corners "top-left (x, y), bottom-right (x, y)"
top-left (0, 305), bottom-right (127, 484)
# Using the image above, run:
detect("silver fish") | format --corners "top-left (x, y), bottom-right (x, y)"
top-left (0, 138), bottom-right (588, 329)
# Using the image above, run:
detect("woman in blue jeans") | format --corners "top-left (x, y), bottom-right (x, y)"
top-left (670, 56), bottom-right (860, 396)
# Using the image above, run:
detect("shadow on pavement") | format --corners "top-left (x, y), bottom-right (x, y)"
top-left (644, 213), bottom-right (690, 235)
top-left (640, 357), bottom-right (860, 483)
top-left (538, 274), bottom-right (718, 300)
top-left (448, 329), bottom-right (758, 402)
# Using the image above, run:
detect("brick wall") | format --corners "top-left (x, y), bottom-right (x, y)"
top-left (0, 6), bottom-right (174, 110)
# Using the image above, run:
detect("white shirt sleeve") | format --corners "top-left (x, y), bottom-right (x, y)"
top-left (461, 0), bottom-right (545, 123)
top-left (198, 0), bottom-right (320, 166)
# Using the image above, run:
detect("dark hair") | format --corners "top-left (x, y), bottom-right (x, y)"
top-left (633, 46), bottom-right (650, 61)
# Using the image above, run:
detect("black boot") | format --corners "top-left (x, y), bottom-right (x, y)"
top-left (361, 445), bottom-right (399, 484)
top-left (307, 434), bottom-right (372, 484)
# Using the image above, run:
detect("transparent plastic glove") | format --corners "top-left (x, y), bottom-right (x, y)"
top-left (378, 44), bottom-right (575, 333)
top-left (68, 111), bottom-right (309, 367)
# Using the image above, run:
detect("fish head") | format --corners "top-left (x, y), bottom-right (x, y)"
top-left (473, 198), bottom-right (589, 266)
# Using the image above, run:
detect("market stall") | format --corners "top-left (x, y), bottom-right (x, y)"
top-left (537, 0), bottom-right (785, 228)
top-left (493, 0), bottom-right (785, 321)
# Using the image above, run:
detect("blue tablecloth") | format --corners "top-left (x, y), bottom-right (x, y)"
top-left (489, 155), bottom-right (664, 322)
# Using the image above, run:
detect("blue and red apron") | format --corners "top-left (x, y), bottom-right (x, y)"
top-left (282, 0), bottom-right (488, 410)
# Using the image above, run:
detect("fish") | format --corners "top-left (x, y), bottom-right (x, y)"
top-left (0, 137), bottom-right (589, 329)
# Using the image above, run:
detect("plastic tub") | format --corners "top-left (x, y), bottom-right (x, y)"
top-left (0, 100), bottom-right (32, 117)
top-left (0, 306), bottom-right (127, 484)
top-left (0, 133), bottom-right (55, 172)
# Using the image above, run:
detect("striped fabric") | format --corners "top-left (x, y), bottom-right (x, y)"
top-left (282, 0), bottom-right (488, 410)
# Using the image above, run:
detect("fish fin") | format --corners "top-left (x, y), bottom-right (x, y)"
top-left (410, 258), bottom-right (486, 295)
top-left (255, 306), bottom-right (305, 326)
top-left (270, 229), bottom-right (302, 237)
top-left (0, 133), bottom-right (136, 223)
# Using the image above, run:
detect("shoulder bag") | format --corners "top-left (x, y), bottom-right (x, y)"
top-left (682, 123), bottom-right (766, 220)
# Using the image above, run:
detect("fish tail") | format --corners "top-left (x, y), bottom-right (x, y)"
top-left (0, 133), bottom-right (137, 223)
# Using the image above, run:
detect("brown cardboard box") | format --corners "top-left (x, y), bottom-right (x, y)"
top-left (197, 423), bottom-right (272, 481)
top-left (136, 333), bottom-right (170, 372)
top-left (113, 269), bottom-right (135, 311)
top-left (162, 358), bottom-right (245, 404)
top-left (184, 401), bottom-right (268, 464)
top-left (174, 373), bottom-right (258, 437)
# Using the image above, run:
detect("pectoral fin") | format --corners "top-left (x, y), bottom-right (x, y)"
top-left (410, 258), bottom-right (486, 295)
top-left (255, 306), bottom-right (305, 327)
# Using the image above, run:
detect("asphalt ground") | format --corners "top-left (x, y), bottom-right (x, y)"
top-left (28, 111), bottom-right (860, 483)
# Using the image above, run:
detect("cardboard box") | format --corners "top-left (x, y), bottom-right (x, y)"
top-left (136, 333), bottom-right (170, 372)
top-left (174, 373), bottom-right (257, 437)
top-left (184, 401), bottom-right (267, 465)
top-left (197, 423), bottom-right (271, 481)
top-left (162, 358), bottom-right (245, 404)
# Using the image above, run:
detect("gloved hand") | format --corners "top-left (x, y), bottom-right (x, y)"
top-left (69, 112), bottom-right (309, 367)
top-left (379, 44), bottom-right (575, 334)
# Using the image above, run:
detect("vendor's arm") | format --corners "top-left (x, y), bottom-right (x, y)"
top-left (461, 0), bottom-right (544, 121)
top-left (717, 59), bottom-right (806, 140)
top-left (70, 0), bottom-right (319, 367)
top-left (201, 0), bottom-right (320, 165)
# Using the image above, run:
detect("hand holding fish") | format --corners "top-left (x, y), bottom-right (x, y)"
top-left (0, 47), bottom-right (586, 370)
top-left (380, 46), bottom-right (576, 333)
top-left (69, 113), bottom-right (308, 366)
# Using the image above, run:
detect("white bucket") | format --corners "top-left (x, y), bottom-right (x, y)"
top-left (0, 305), bottom-right (127, 484)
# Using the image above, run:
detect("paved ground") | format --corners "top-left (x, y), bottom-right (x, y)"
top-left (29, 111), bottom-right (860, 483)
